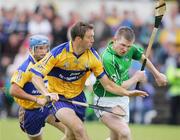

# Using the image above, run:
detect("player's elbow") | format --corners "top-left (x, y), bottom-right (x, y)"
top-left (121, 82), bottom-right (128, 89)
top-left (100, 76), bottom-right (117, 94)
top-left (103, 84), bottom-right (114, 93)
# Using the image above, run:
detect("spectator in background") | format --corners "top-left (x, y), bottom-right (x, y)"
top-left (28, 11), bottom-right (52, 35)
top-left (3, 32), bottom-right (22, 59)
top-left (139, 19), bottom-right (154, 49)
top-left (163, 3), bottom-right (180, 31)
top-left (133, 82), bottom-right (156, 124)
top-left (0, 19), bottom-right (7, 57)
top-left (120, 10), bottom-right (133, 28)
top-left (6, 40), bottom-right (29, 77)
top-left (52, 15), bottom-right (68, 47)
top-left (8, 11), bottom-right (29, 41)
top-left (166, 42), bottom-right (180, 125)
top-left (105, 6), bottom-right (121, 35)
top-left (0, 55), bottom-right (15, 118)
top-left (67, 11), bottom-right (81, 28)
top-left (0, 74), bottom-right (7, 118)
top-left (0, 38), bottom-right (29, 118)
top-left (90, 13), bottom-right (112, 50)
top-left (2, 8), bottom-right (16, 35)
top-left (131, 11), bottom-right (143, 43)
top-left (41, 4), bottom-right (57, 22)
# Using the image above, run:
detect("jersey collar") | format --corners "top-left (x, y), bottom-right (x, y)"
top-left (29, 53), bottom-right (37, 64)
top-left (67, 41), bottom-right (74, 53)
top-left (67, 40), bottom-right (85, 58)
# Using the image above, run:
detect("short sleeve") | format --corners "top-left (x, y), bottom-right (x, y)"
top-left (132, 44), bottom-right (144, 60)
top-left (90, 48), bottom-right (105, 79)
top-left (11, 70), bottom-right (31, 88)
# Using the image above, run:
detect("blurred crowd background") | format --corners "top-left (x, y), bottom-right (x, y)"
top-left (0, 0), bottom-right (180, 125)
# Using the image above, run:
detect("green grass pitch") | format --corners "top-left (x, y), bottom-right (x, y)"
top-left (0, 119), bottom-right (180, 140)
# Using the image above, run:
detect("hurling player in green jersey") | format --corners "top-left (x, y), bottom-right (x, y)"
top-left (93, 26), bottom-right (167, 140)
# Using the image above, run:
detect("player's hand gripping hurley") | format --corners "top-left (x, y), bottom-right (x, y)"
top-left (136, 0), bottom-right (166, 89)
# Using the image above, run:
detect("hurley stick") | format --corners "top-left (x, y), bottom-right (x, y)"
top-left (58, 98), bottom-right (126, 117)
top-left (136, 0), bottom-right (166, 89)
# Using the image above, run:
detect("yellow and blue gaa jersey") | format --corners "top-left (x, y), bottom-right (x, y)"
top-left (11, 54), bottom-right (47, 109)
top-left (30, 41), bottom-right (105, 98)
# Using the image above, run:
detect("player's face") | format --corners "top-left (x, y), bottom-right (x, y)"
top-left (81, 29), bottom-right (94, 50)
top-left (113, 37), bottom-right (133, 56)
top-left (34, 45), bottom-right (49, 61)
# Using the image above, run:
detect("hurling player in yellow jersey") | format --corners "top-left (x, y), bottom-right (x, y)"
top-left (10, 35), bottom-right (65, 140)
top-left (30, 22), bottom-right (148, 140)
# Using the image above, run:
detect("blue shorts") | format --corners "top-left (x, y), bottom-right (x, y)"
top-left (18, 106), bottom-right (50, 136)
top-left (50, 92), bottom-right (86, 121)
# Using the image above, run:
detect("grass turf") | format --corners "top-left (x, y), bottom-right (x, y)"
top-left (0, 118), bottom-right (180, 140)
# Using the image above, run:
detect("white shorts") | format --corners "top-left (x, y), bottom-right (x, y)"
top-left (94, 95), bottom-right (130, 122)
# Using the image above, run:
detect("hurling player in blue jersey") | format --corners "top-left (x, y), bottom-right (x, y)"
top-left (10, 35), bottom-right (65, 140)
top-left (30, 22), bottom-right (148, 140)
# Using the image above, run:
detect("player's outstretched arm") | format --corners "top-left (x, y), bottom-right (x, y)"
top-left (99, 75), bottom-right (148, 97)
top-left (141, 54), bottom-right (167, 86)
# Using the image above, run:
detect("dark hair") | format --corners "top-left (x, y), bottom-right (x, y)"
top-left (70, 21), bottom-right (94, 41)
top-left (115, 26), bottom-right (135, 42)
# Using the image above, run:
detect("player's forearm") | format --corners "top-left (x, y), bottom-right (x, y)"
top-left (99, 75), bottom-right (137, 96)
top-left (32, 75), bottom-right (49, 96)
top-left (121, 76), bottom-right (139, 89)
top-left (146, 59), bottom-right (160, 77)
top-left (141, 55), bottom-right (159, 77)
top-left (100, 75), bottom-right (148, 97)
top-left (105, 83), bottom-right (130, 96)
top-left (100, 76), bottom-right (129, 96)
top-left (10, 84), bottom-right (37, 102)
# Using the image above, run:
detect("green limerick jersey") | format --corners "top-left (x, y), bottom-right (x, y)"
top-left (93, 41), bottom-right (144, 97)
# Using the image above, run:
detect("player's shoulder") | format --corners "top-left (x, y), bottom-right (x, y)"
top-left (90, 48), bottom-right (100, 60)
top-left (18, 56), bottom-right (34, 72)
top-left (51, 42), bottom-right (69, 57)
top-left (102, 49), bottom-right (113, 61)
top-left (130, 44), bottom-right (144, 52)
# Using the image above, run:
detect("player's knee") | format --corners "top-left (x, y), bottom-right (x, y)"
top-left (118, 128), bottom-right (131, 140)
top-left (73, 124), bottom-right (86, 138)
top-left (63, 128), bottom-right (75, 140)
